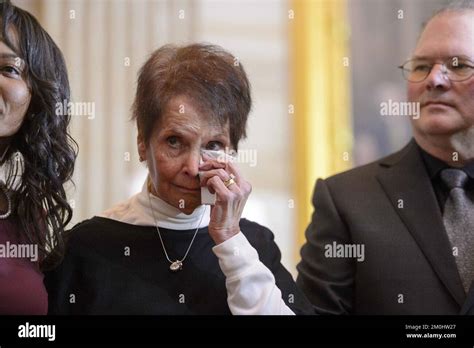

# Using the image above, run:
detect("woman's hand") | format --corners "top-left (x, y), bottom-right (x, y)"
top-left (199, 154), bottom-right (252, 245)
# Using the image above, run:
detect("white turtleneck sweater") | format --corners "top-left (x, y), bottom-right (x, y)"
top-left (99, 181), bottom-right (295, 315)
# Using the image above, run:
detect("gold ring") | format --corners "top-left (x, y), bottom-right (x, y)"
top-left (224, 177), bottom-right (236, 188)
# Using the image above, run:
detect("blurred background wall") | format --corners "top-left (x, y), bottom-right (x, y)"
top-left (15, 0), bottom-right (452, 276)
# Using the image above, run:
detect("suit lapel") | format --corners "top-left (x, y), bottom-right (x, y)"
top-left (461, 282), bottom-right (474, 314)
top-left (376, 140), bottom-right (466, 307)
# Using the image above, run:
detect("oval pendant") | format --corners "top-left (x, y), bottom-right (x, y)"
top-left (170, 260), bottom-right (183, 272)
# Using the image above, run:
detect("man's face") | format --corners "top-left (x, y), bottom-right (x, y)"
top-left (408, 11), bottom-right (474, 138)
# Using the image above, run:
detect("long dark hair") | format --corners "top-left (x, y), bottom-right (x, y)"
top-left (0, 1), bottom-right (77, 269)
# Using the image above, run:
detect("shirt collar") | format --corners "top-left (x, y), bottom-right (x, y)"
top-left (417, 142), bottom-right (474, 180)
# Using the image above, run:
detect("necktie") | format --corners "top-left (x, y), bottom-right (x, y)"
top-left (440, 168), bottom-right (474, 293)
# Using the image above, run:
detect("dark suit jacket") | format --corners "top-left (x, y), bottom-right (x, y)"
top-left (296, 140), bottom-right (474, 314)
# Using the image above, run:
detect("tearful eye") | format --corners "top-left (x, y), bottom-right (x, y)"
top-left (206, 141), bottom-right (224, 151)
top-left (166, 136), bottom-right (181, 148)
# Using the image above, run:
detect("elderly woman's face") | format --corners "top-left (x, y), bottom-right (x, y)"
top-left (139, 95), bottom-right (232, 214)
top-left (0, 41), bottom-right (30, 139)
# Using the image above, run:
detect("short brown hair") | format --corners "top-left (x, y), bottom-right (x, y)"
top-left (132, 43), bottom-right (252, 150)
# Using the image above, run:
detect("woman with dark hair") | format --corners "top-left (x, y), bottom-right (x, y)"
top-left (46, 43), bottom-right (312, 315)
top-left (0, 1), bottom-right (77, 314)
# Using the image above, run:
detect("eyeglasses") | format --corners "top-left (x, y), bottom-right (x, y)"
top-left (398, 57), bottom-right (474, 83)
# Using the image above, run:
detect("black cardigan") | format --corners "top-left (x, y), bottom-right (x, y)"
top-left (45, 217), bottom-right (313, 315)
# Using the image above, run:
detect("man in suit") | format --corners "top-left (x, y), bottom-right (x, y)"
top-left (297, 0), bottom-right (474, 314)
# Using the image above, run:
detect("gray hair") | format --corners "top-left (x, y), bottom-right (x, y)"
top-left (416, 0), bottom-right (474, 42)
top-left (423, 0), bottom-right (474, 29)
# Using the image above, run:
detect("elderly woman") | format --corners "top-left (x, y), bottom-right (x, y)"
top-left (0, 1), bottom-right (76, 314)
top-left (46, 43), bottom-right (311, 315)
